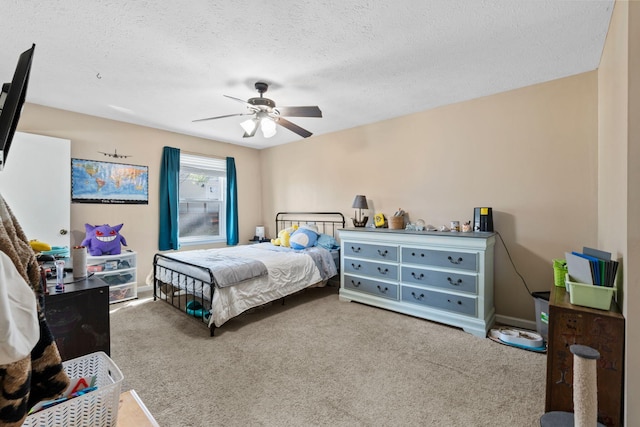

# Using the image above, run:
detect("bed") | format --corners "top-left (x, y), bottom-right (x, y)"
top-left (153, 212), bottom-right (345, 336)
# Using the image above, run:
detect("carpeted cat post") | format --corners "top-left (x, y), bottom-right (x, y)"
top-left (539, 344), bottom-right (604, 427)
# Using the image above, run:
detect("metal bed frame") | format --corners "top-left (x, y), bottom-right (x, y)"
top-left (153, 212), bottom-right (345, 336)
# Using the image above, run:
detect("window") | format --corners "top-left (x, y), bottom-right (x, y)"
top-left (178, 153), bottom-right (226, 245)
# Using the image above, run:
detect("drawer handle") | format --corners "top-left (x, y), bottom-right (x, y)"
top-left (377, 267), bottom-right (389, 275)
top-left (350, 280), bottom-right (361, 287)
top-left (410, 252), bottom-right (425, 258)
top-left (447, 277), bottom-right (462, 286)
top-left (351, 246), bottom-right (361, 253)
top-left (377, 249), bottom-right (388, 257)
top-left (351, 263), bottom-right (362, 270)
top-left (411, 272), bottom-right (425, 280)
top-left (377, 285), bottom-right (388, 294)
top-left (448, 256), bottom-right (463, 265)
top-left (411, 292), bottom-right (425, 301)
top-left (447, 299), bottom-right (463, 305)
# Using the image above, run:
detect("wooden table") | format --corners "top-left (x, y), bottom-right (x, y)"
top-left (545, 286), bottom-right (625, 427)
top-left (117, 390), bottom-right (159, 427)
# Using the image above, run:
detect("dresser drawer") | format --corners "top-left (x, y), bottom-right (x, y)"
top-left (401, 285), bottom-right (477, 316)
top-left (344, 274), bottom-right (399, 300)
top-left (344, 258), bottom-right (398, 281)
top-left (401, 267), bottom-right (477, 294)
top-left (401, 247), bottom-right (477, 271)
top-left (343, 242), bottom-right (398, 262)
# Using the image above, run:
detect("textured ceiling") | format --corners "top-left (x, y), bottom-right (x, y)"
top-left (1, 1), bottom-right (613, 149)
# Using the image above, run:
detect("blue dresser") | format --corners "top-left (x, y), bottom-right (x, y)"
top-left (339, 228), bottom-right (495, 337)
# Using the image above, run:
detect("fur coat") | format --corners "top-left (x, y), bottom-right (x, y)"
top-left (0, 195), bottom-right (69, 426)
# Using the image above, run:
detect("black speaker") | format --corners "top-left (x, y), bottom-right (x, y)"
top-left (474, 207), bottom-right (493, 232)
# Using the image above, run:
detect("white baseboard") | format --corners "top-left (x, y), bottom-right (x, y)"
top-left (495, 314), bottom-right (537, 331)
top-left (137, 284), bottom-right (152, 293)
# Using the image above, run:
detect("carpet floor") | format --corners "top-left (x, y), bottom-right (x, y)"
top-left (109, 286), bottom-right (546, 426)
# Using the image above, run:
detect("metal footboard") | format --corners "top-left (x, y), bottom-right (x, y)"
top-left (153, 253), bottom-right (217, 336)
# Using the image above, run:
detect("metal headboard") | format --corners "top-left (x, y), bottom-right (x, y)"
top-left (275, 212), bottom-right (345, 239)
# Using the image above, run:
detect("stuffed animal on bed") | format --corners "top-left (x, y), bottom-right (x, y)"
top-left (271, 225), bottom-right (298, 247)
top-left (290, 224), bottom-right (319, 250)
top-left (81, 223), bottom-right (128, 256)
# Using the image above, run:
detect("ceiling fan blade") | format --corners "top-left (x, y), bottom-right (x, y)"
top-left (274, 106), bottom-right (322, 118)
top-left (223, 94), bottom-right (249, 103)
top-left (223, 94), bottom-right (259, 109)
top-left (192, 113), bottom-right (248, 123)
top-left (276, 117), bottom-right (313, 138)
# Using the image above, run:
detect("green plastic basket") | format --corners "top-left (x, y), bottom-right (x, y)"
top-left (553, 259), bottom-right (568, 287)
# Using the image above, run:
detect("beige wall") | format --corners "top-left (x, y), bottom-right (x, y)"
top-left (628, 3), bottom-right (640, 422)
top-left (599, 1), bottom-right (640, 423)
top-left (261, 72), bottom-right (598, 324)
top-left (17, 104), bottom-right (263, 281)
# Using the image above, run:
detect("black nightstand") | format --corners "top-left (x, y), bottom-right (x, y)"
top-left (248, 238), bottom-right (271, 244)
top-left (44, 275), bottom-right (110, 361)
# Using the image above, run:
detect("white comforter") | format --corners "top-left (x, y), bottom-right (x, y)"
top-left (155, 243), bottom-right (336, 327)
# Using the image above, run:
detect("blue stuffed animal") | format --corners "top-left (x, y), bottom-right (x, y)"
top-left (81, 223), bottom-right (128, 256)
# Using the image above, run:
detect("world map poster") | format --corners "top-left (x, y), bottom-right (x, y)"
top-left (71, 158), bottom-right (149, 204)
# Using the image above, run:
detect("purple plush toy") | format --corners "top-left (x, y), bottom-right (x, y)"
top-left (81, 223), bottom-right (128, 256)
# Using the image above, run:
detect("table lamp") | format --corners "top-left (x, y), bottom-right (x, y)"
top-left (351, 195), bottom-right (368, 227)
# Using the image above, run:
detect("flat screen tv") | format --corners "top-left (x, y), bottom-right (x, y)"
top-left (0, 44), bottom-right (35, 171)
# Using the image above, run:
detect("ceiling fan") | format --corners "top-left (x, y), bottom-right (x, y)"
top-left (193, 82), bottom-right (322, 139)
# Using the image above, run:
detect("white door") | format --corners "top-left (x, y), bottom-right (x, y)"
top-left (0, 132), bottom-right (70, 247)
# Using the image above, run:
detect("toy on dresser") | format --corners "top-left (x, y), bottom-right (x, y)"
top-left (81, 223), bottom-right (127, 256)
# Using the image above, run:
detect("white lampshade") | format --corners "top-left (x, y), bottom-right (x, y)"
top-left (261, 117), bottom-right (277, 138)
top-left (240, 118), bottom-right (258, 135)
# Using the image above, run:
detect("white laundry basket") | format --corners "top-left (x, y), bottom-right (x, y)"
top-left (23, 351), bottom-right (123, 427)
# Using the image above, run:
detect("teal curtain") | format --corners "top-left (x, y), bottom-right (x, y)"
top-left (226, 157), bottom-right (239, 245)
top-left (159, 146), bottom-right (180, 250)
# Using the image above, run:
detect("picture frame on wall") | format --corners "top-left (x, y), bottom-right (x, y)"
top-left (71, 158), bottom-right (149, 204)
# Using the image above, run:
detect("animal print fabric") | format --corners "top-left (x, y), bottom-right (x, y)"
top-left (0, 196), bottom-right (69, 426)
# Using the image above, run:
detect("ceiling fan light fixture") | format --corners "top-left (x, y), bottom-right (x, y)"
top-left (240, 118), bottom-right (257, 134)
top-left (261, 117), bottom-right (277, 138)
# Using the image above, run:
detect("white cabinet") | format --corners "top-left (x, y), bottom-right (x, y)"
top-left (338, 229), bottom-right (495, 337)
top-left (87, 250), bottom-right (137, 304)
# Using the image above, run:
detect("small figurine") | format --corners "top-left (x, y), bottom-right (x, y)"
top-left (462, 221), bottom-right (473, 232)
